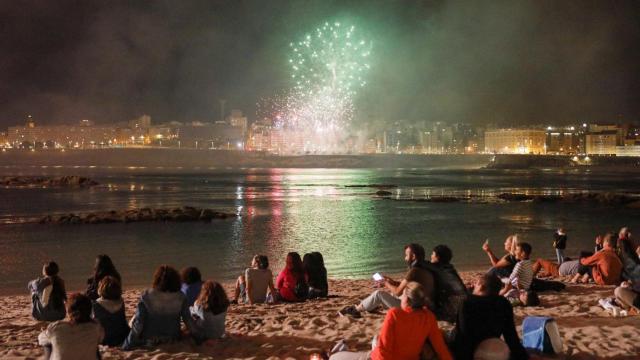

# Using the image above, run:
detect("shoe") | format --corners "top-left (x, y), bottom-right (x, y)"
top-left (338, 305), bottom-right (362, 318)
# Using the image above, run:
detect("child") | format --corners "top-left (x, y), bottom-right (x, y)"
top-left (190, 280), bottom-right (230, 342)
top-left (500, 243), bottom-right (533, 298)
top-left (553, 228), bottom-right (567, 264)
top-left (92, 276), bottom-right (129, 346)
top-left (29, 261), bottom-right (67, 321)
top-left (180, 267), bottom-right (203, 307)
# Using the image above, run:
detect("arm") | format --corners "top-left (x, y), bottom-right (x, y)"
top-left (426, 313), bottom-right (453, 360)
top-left (580, 252), bottom-right (601, 266)
top-left (500, 300), bottom-right (529, 359)
top-left (372, 309), bottom-right (396, 359)
top-left (499, 281), bottom-right (512, 296)
top-left (37, 323), bottom-right (54, 346)
top-left (483, 243), bottom-right (500, 266)
top-left (122, 299), bottom-right (148, 350)
top-left (275, 271), bottom-right (285, 290)
top-left (245, 269), bottom-right (254, 305)
top-left (385, 278), bottom-right (407, 297)
top-left (267, 275), bottom-right (276, 298)
top-left (180, 297), bottom-right (198, 338)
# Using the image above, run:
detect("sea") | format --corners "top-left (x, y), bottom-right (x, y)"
top-left (1, 165), bottom-right (639, 295)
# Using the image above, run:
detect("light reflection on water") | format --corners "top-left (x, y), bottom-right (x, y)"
top-left (0, 167), bottom-right (639, 295)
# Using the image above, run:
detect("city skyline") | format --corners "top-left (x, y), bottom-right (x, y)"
top-left (2, 0), bottom-right (640, 129)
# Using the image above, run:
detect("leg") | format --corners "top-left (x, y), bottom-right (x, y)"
top-left (358, 290), bottom-right (401, 312)
top-left (557, 249), bottom-right (565, 264)
top-left (614, 286), bottom-right (639, 310)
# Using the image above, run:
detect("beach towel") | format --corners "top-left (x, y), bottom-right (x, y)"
top-left (522, 316), bottom-right (563, 354)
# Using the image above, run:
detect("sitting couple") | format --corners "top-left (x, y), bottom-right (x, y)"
top-left (339, 243), bottom-right (467, 323)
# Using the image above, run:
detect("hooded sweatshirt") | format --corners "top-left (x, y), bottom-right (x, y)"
top-left (93, 297), bottom-right (129, 346)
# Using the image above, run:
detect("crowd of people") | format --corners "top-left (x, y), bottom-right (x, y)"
top-left (27, 226), bottom-right (639, 360)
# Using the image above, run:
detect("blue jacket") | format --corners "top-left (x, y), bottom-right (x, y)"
top-left (122, 289), bottom-right (196, 350)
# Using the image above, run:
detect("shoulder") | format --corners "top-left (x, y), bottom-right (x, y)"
top-left (46, 320), bottom-right (70, 333)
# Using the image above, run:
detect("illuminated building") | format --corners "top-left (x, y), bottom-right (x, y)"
top-left (546, 126), bottom-right (579, 154)
top-left (484, 129), bottom-right (547, 154)
top-left (585, 131), bottom-right (618, 155)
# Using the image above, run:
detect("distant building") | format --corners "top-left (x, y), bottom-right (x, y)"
top-left (228, 109), bottom-right (248, 137)
top-left (484, 129), bottom-right (547, 154)
top-left (7, 117), bottom-right (116, 148)
top-left (129, 115), bottom-right (152, 130)
top-left (546, 126), bottom-right (579, 155)
top-left (585, 131), bottom-right (618, 155)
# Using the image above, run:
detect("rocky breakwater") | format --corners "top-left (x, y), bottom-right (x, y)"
top-left (38, 206), bottom-right (236, 225)
top-left (497, 192), bottom-right (640, 207)
top-left (1, 176), bottom-right (98, 187)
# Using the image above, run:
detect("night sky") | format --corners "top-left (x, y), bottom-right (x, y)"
top-left (1, 0), bottom-right (640, 129)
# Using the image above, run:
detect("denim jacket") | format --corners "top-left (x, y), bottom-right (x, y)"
top-left (122, 289), bottom-right (196, 350)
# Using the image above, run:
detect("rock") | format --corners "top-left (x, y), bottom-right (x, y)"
top-left (497, 193), bottom-right (534, 201)
top-left (427, 196), bottom-right (460, 203)
top-left (375, 190), bottom-right (393, 196)
top-left (627, 200), bottom-right (640, 208)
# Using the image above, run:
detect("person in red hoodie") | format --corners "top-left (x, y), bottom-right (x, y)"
top-left (275, 252), bottom-right (307, 302)
top-left (571, 233), bottom-right (622, 285)
top-left (329, 281), bottom-right (452, 360)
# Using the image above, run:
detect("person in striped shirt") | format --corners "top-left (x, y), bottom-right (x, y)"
top-left (500, 242), bottom-right (533, 298)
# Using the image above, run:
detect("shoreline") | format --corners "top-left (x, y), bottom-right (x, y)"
top-left (2, 271), bottom-right (640, 359)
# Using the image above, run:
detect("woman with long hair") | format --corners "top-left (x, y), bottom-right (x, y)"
top-left (276, 252), bottom-right (308, 302)
top-left (86, 255), bottom-right (121, 301)
top-left (303, 252), bottom-right (328, 299)
top-left (38, 293), bottom-right (104, 360)
top-left (29, 261), bottom-right (67, 321)
top-left (122, 265), bottom-right (196, 350)
top-left (483, 234), bottom-right (520, 278)
top-left (190, 280), bottom-right (230, 341)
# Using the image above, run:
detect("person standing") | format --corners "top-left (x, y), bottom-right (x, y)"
top-left (553, 228), bottom-right (567, 264)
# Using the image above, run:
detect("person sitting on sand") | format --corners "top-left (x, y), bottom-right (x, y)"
top-left (452, 273), bottom-right (529, 360)
top-left (276, 252), bottom-right (308, 302)
top-left (92, 276), bottom-right (129, 347)
top-left (428, 244), bottom-right (467, 322)
top-left (339, 243), bottom-right (434, 318)
top-left (38, 293), bottom-right (104, 360)
top-left (613, 280), bottom-right (640, 314)
top-left (499, 242), bottom-right (533, 298)
top-left (190, 280), bottom-right (230, 341)
top-left (232, 255), bottom-right (276, 304)
top-left (29, 261), bottom-right (67, 322)
top-left (532, 258), bottom-right (580, 278)
top-left (180, 266), bottom-right (203, 306)
top-left (86, 255), bottom-right (121, 301)
top-left (617, 227), bottom-right (640, 283)
top-left (122, 265), bottom-right (197, 350)
top-left (482, 235), bottom-right (520, 278)
top-left (303, 252), bottom-right (328, 299)
top-left (570, 234), bottom-right (622, 285)
top-left (329, 281), bottom-right (452, 360)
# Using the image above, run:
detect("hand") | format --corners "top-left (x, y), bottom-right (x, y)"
top-left (482, 241), bottom-right (491, 253)
top-left (635, 246), bottom-right (640, 258)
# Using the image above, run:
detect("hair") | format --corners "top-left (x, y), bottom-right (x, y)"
top-left (404, 281), bottom-right (428, 309)
top-left (43, 261), bottom-right (66, 309)
top-left (603, 232), bottom-right (616, 248)
top-left (303, 252), bottom-right (327, 289)
top-left (66, 293), bottom-right (93, 324)
top-left (196, 280), bottom-right (230, 315)
top-left (152, 265), bottom-right (181, 292)
top-left (507, 234), bottom-right (520, 254)
top-left (404, 243), bottom-right (426, 262)
top-left (517, 242), bottom-right (532, 256)
top-left (524, 290), bottom-right (540, 306)
top-left (98, 276), bottom-right (122, 300)
top-left (474, 338), bottom-right (510, 360)
top-left (285, 252), bottom-right (305, 278)
top-left (479, 273), bottom-right (502, 296)
top-left (180, 267), bottom-right (202, 285)
top-left (256, 255), bottom-right (269, 270)
top-left (93, 255), bottom-right (120, 283)
top-left (432, 244), bottom-right (453, 264)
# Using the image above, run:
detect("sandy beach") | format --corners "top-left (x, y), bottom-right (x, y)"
top-left (1, 272), bottom-right (639, 359)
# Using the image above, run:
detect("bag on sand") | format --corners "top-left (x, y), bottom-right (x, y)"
top-left (522, 316), bottom-right (563, 354)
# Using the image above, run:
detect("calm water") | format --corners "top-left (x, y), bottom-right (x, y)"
top-left (1, 166), bottom-right (639, 295)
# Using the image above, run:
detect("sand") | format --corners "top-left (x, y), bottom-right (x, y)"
top-left (1, 272), bottom-right (639, 359)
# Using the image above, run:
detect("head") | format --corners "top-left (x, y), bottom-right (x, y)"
top-left (401, 281), bottom-right (428, 310)
top-left (66, 293), bottom-right (92, 324)
top-left (285, 252), bottom-right (304, 275)
top-left (431, 244), bottom-right (453, 265)
top-left (152, 265), bottom-right (181, 292)
top-left (473, 338), bottom-right (510, 360)
top-left (93, 254), bottom-right (118, 280)
top-left (98, 275), bottom-right (122, 300)
top-left (196, 280), bottom-right (230, 315)
top-left (603, 233), bottom-right (616, 250)
top-left (515, 242), bottom-right (532, 260)
top-left (504, 234), bottom-right (519, 254)
top-left (619, 227), bottom-right (630, 239)
top-left (557, 228), bottom-right (565, 235)
top-left (595, 235), bottom-right (603, 245)
top-left (256, 255), bottom-right (269, 270)
top-left (519, 290), bottom-right (540, 307)
top-left (404, 243), bottom-right (426, 266)
top-left (43, 261), bottom-right (59, 277)
top-left (180, 266), bottom-right (202, 285)
top-left (473, 273), bottom-right (502, 297)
